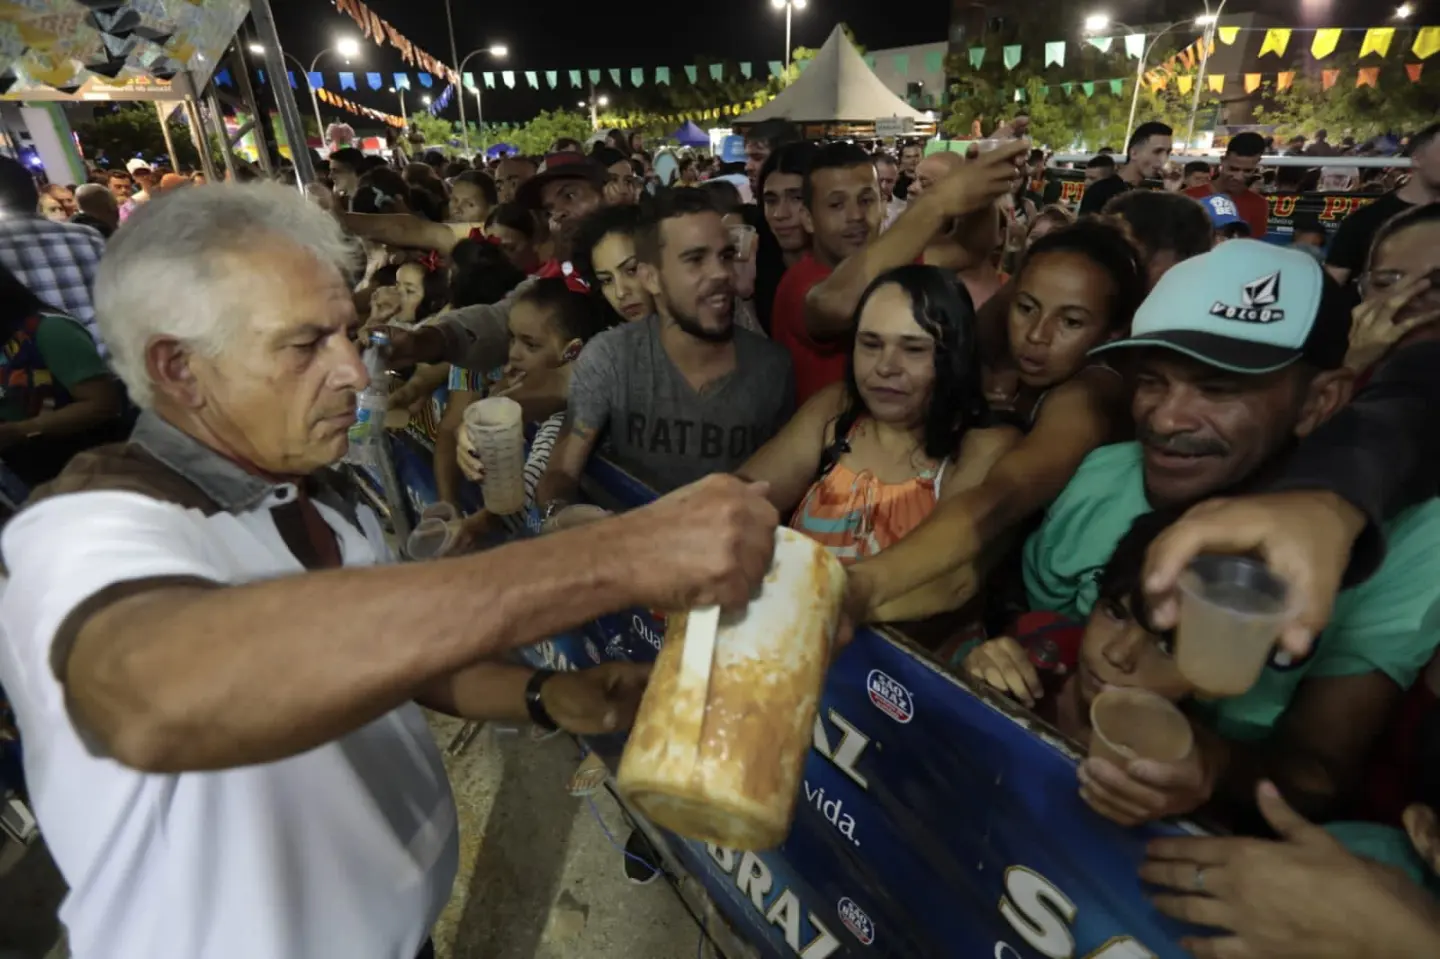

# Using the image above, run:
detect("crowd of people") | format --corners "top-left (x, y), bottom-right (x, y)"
top-left (2, 105), bottom-right (1440, 959)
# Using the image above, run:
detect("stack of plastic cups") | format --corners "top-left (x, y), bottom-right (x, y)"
top-left (462, 397), bottom-right (527, 516)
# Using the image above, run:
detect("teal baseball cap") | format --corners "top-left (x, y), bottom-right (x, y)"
top-left (1090, 239), bottom-right (1352, 374)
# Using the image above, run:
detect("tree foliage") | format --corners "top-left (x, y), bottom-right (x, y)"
top-left (73, 103), bottom-right (221, 170)
top-left (473, 109), bottom-right (595, 156)
top-left (408, 112), bottom-right (459, 155)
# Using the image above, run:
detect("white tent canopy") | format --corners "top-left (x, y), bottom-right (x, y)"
top-left (735, 26), bottom-right (929, 125)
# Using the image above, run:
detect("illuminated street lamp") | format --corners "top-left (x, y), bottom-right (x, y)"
top-left (248, 38), bottom-right (360, 152)
top-left (458, 43), bottom-right (509, 153)
top-left (771, 0), bottom-right (809, 71)
top-left (1396, 3), bottom-right (1415, 18)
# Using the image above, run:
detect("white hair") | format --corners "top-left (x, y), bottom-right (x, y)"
top-left (94, 182), bottom-right (360, 408)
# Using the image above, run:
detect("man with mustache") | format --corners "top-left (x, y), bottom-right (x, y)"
top-left (0, 184), bottom-right (783, 959)
top-left (536, 188), bottom-right (794, 514)
top-left (1022, 240), bottom-right (1440, 832)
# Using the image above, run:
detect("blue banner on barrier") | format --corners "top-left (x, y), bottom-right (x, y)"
top-left (380, 432), bottom-right (1208, 959)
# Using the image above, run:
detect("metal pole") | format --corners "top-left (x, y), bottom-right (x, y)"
top-left (249, 0), bottom-right (316, 185)
top-left (182, 95), bottom-right (219, 183)
top-left (205, 84), bottom-right (238, 181)
top-left (475, 85), bottom-right (484, 154)
top-left (229, 38), bottom-right (273, 176)
top-left (784, 4), bottom-right (793, 71)
top-left (1124, 48), bottom-right (1145, 147)
top-left (306, 52), bottom-right (326, 155)
top-left (445, 0), bottom-right (468, 156)
top-left (155, 101), bottom-right (181, 168)
top-left (589, 80), bottom-right (598, 131)
top-left (1185, 0), bottom-right (1225, 151)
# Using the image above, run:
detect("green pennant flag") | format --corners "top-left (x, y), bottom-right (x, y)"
top-left (769, 60), bottom-right (784, 78)
top-left (894, 54), bottom-right (910, 76)
top-left (685, 64), bottom-right (698, 83)
top-left (740, 62), bottom-right (752, 78)
top-left (588, 69), bottom-right (601, 85)
top-left (1109, 78), bottom-right (1124, 95)
top-left (1014, 88), bottom-right (1025, 102)
top-left (631, 67), bottom-right (644, 86)
top-left (569, 70), bottom-right (582, 88)
top-left (546, 70), bottom-right (558, 89)
top-left (483, 72), bottom-right (495, 89)
top-left (1082, 80), bottom-right (1095, 96)
top-left (1044, 41), bottom-right (1065, 68)
top-left (924, 50), bottom-right (944, 73)
top-left (1087, 36), bottom-right (1114, 53)
top-left (1038, 85), bottom-right (1050, 96)
top-left (463, 72), bottom-right (476, 92)
top-left (502, 70), bottom-right (515, 89)
top-left (797, 58), bottom-right (811, 74)
top-left (864, 53), bottom-right (876, 69)
top-left (1003, 45), bottom-right (1022, 70)
top-left (525, 71), bottom-right (538, 89)
top-left (656, 66), bottom-right (671, 85)
top-left (1062, 81), bottom-right (1074, 94)
top-left (709, 63), bottom-right (724, 81)
top-left (969, 46), bottom-right (985, 69)
top-left (608, 67), bottom-right (622, 86)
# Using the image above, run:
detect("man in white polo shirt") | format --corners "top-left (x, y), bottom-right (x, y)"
top-left (0, 184), bottom-right (781, 959)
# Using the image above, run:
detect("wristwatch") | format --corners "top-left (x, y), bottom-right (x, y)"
top-left (540, 500), bottom-right (571, 525)
top-left (525, 669), bottom-right (560, 732)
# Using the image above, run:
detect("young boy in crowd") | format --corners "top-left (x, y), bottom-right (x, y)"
top-left (452, 278), bottom-right (607, 543)
top-left (959, 509), bottom-right (1188, 739)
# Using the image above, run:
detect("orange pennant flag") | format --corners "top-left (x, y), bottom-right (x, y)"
top-left (1180, 48), bottom-right (1196, 70)
top-left (1207, 73), bottom-right (1224, 93)
top-left (1244, 73), bottom-right (1261, 93)
top-left (1407, 63), bottom-right (1424, 82)
top-left (1322, 69), bottom-right (1340, 90)
top-left (1277, 71), bottom-right (1295, 91)
top-left (1176, 75), bottom-right (1193, 95)
top-left (1357, 67), bottom-right (1379, 88)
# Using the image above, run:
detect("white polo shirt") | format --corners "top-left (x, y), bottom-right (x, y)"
top-left (0, 414), bottom-right (457, 959)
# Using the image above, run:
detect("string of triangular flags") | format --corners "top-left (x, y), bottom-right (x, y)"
top-left (314, 87), bottom-right (405, 128)
top-left (1002, 61), bottom-right (1429, 103)
top-left (329, 0), bottom-right (457, 85)
top-left (963, 24), bottom-right (1440, 73)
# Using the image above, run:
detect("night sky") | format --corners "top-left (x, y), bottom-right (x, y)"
top-left (266, 0), bottom-right (952, 127)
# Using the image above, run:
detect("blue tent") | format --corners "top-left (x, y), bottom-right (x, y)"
top-left (485, 142), bottom-right (518, 159)
top-left (670, 120), bottom-right (709, 148)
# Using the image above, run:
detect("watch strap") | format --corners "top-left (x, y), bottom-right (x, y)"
top-left (525, 668), bottom-right (560, 731)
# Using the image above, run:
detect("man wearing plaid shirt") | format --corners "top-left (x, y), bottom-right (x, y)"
top-left (0, 157), bottom-right (108, 357)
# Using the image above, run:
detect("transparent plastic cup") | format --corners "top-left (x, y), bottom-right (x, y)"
top-left (463, 397), bottom-right (526, 515)
top-left (1175, 555), bottom-right (1290, 697)
top-left (406, 517), bottom-right (458, 561)
top-left (728, 224), bottom-right (757, 261)
top-left (1089, 687), bottom-right (1194, 767)
top-left (419, 502), bottom-right (458, 524)
top-left (542, 504), bottom-right (611, 533)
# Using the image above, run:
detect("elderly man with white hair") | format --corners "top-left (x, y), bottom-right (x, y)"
top-left (0, 183), bottom-right (782, 959)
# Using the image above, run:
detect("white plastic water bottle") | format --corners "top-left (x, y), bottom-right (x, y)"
top-left (349, 330), bottom-right (390, 453)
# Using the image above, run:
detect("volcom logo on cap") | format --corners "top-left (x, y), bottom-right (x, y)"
top-left (1210, 270), bottom-right (1286, 323)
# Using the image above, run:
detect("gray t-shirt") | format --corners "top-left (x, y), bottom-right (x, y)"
top-left (568, 315), bottom-right (795, 492)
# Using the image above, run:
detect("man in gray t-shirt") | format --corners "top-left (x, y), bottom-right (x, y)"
top-left (567, 315), bottom-right (793, 491)
top-left (537, 189), bottom-right (795, 511)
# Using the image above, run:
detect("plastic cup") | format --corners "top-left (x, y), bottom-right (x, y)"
top-left (974, 138), bottom-right (1003, 153)
top-left (1175, 555), bottom-right (1290, 697)
top-left (463, 397), bottom-right (526, 515)
top-left (406, 517), bottom-right (458, 561)
top-left (542, 504), bottom-right (611, 533)
top-left (1088, 688), bottom-right (1194, 767)
top-left (728, 224), bottom-right (757, 261)
top-left (420, 502), bottom-right (458, 524)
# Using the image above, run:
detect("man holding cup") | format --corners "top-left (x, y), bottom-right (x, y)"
top-left (1022, 240), bottom-right (1440, 828)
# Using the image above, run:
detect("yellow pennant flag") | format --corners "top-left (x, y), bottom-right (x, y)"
top-left (1310, 28), bottom-right (1341, 60)
top-left (1414, 27), bottom-right (1440, 61)
top-left (1217, 26), bottom-right (1239, 46)
top-left (1244, 73), bottom-right (1261, 93)
top-left (1176, 75), bottom-right (1193, 95)
top-left (1361, 27), bottom-right (1395, 58)
top-left (1259, 29), bottom-right (1291, 58)
top-left (1208, 73), bottom-right (1225, 93)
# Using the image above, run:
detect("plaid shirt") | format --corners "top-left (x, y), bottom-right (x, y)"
top-left (0, 216), bottom-right (107, 356)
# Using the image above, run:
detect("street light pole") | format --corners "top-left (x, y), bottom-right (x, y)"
top-left (772, 0), bottom-right (807, 71)
top-left (1186, 0), bottom-right (1227, 150)
top-left (457, 46), bottom-right (508, 157)
top-left (1123, 23), bottom-right (1188, 146)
